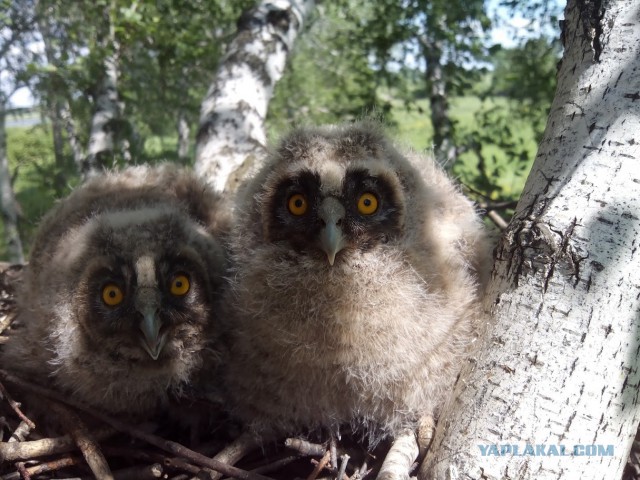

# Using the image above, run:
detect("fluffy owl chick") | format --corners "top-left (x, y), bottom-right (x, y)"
top-left (224, 121), bottom-right (492, 442)
top-left (2, 164), bottom-right (228, 416)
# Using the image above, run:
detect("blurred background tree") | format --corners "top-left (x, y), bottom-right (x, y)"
top-left (2, 0), bottom-right (563, 259)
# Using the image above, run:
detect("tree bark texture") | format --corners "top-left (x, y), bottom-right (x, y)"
top-left (194, 0), bottom-right (315, 192)
top-left (420, 1), bottom-right (640, 479)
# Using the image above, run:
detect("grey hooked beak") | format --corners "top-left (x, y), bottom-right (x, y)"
top-left (139, 309), bottom-right (167, 360)
top-left (318, 197), bottom-right (347, 266)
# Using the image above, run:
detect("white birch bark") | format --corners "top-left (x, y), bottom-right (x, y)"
top-left (420, 0), bottom-right (640, 478)
top-left (60, 99), bottom-right (85, 173)
top-left (177, 111), bottom-right (190, 162)
top-left (84, 50), bottom-right (120, 179)
top-left (421, 32), bottom-right (456, 169)
top-left (194, 0), bottom-right (315, 192)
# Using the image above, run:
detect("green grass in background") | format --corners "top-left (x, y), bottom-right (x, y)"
top-left (391, 95), bottom-right (537, 201)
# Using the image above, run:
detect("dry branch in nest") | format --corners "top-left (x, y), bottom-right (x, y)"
top-left (0, 367), bottom-right (397, 480)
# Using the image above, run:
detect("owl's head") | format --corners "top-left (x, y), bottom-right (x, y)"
top-left (248, 122), bottom-right (419, 265)
top-left (49, 203), bottom-right (224, 366)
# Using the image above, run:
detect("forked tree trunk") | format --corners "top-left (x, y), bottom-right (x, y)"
top-left (420, 1), bottom-right (640, 479)
top-left (194, 0), bottom-right (315, 192)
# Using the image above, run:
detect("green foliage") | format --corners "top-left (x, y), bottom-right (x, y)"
top-left (388, 94), bottom-right (538, 205)
top-left (267, 2), bottom-right (381, 135)
top-left (117, 0), bottom-right (254, 140)
top-left (360, 0), bottom-right (491, 147)
top-left (32, 0), bottom-right (255, 164)
top-left (450, 37), bottom-right (560, 210)
top-left (489, 38), bottom-right (561, 136)
top-left (453, 100), bottom-right (537, 202)
top-left (4, 125), bottom-right (79, 257)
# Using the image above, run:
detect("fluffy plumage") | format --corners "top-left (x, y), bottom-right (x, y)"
top-left (2, 164), bottom-right (228, 416)
top-left (224, 121), bottom-right (492, 441)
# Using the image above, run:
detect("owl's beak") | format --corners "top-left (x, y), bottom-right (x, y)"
top-left (139, 311), bottom-right (167, 360)
top-left (318, 197), bottom-right (347, 266)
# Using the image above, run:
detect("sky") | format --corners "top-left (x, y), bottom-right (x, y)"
top-left (488, 0), bottom-right (565, 47)
top-left (8, 86), bottom-right (34, 109)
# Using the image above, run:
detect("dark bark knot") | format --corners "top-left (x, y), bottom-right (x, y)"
top-left (499, 199), bottom-right (587, 292)
top-left (576, 0), bottom-right (605, 62)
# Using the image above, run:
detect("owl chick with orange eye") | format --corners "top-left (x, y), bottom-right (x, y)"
top-left (2, 164), bottom-right (228, 416)
top-left (224, 121), bottom-right (492, 448)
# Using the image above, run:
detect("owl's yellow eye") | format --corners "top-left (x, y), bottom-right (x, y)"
top-left (357, 193), bottom-right (378, 215)
top-left (170, 274), bottom-right (190, 296)
top-left (102, 284), bottom-right (124, 306)
top-left (288, 194), bottom-right (308, 216)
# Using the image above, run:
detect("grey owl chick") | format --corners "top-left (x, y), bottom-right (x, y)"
top-left (2, 164), bottom-right (228, 416)
top-left (224, 121), bottom-right (492, 442)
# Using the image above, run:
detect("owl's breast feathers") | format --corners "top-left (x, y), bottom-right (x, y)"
top-left (231, 243), bottom-right (474, 434)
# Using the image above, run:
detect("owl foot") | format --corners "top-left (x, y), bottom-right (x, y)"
top-left (376, 429), bottom-right (419, 480)
top-left (417, 415), bottom-right (436, 460)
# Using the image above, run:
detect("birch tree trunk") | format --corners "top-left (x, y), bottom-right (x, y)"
top-left (60, 99), bottom-right (85, 173)
top-left (421, 32), bottom-right (456, 168)
top-left (83, 1), bottom-right (124, 179)
top-left (420, 1), bottom-right (640, 479)
top-left (0, 102), bottom-right (25, 263)
top-left (49, 103), bottom-right (65, 167)
top-left (194, 0), bottom-right (315, 192)
top-left (177, 111), bottom-right (190, 163)
top-left (84, 50), bottom-right (121, 179)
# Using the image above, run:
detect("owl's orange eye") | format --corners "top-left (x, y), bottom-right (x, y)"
top-left (102, 284), bottom-right (124, 306)
top-left (288, 194), bottom-right (308, 216)
top-left (357, 193), bottom-right (378, 215)
top-left (170, 274), bottom-right (190, 296)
